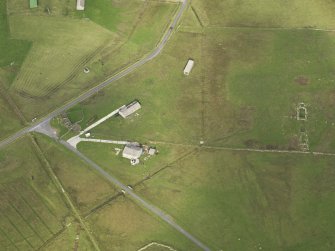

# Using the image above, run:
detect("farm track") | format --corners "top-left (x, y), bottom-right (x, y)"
top-left (149, 139), bottom-right (335, 156)
top-left (30, 135), bottom-right (102, 251)
top-left (0, 82), bottom-right (27, 123)
top-left (206, 25), bottom-right (335, 32)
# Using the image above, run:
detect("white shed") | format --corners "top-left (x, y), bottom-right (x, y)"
top-left (122, 144), bottom-right (143, 160)
top-left (183, 59), bottom-right (194, 75)
top-left (119, 101), bottom-right (141, 118)
top-left (76, 0), bottom-right (85, 10)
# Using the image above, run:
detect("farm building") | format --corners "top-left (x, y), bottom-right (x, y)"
top-left (119, 101), bottom-right (141, 118)
top-left (122, 144), bottom-right (143, 160)
top-left (183, 59), bottom-right (194, 75)
top-left (29, 0), bottom-right (38, 8)
top-left (76, 0), bottom-right (85, 10)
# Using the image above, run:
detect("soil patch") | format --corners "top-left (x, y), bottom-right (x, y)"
top-left (294, 76), bottom-right (309, 86)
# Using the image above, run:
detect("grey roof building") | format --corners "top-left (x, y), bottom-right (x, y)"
top-left (119, 101), bottom-right (141, 118)
top-left (76, 0), bottom-right (85, 10)
top-left (122, 144), bottom-right (143, 160)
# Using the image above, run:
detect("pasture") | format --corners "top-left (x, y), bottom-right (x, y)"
top-left (35, 134), bottom-right (119, 215)
top-left (0, 89), bottom-right (25, 141)
top-left (0, 1), bottom-right (31, 68)
top-left (9, 15), bottom-right (115, 99)
top-left (201, 29), bottom-right (335, 152)
top-left (61, 12), bottom-right (335, 250)
top-left (0, 0), bottom-right (30, 139)
top-left (41, 221), bottom-right (95, 251)
top-left (66, 27), bottom-right (335, 152)
top-left (78, 141), bottom-right (194, 185)
top-left (66, 31), bottom-right (204, 145)
top-left (137, 149), bottom-right (335, 250)
top-left (4, 0), bottom-right (178, 122)
top-left (0, 136), bottom-right (70, 250)
top-left (192, 0), bottom-right (335, 28)
top-left (87, 196), bottom-right (200, 251)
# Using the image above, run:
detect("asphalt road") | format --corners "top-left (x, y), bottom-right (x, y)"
top-left (60, 140), bottom-right (211, 251)
top-left (0, 0), bottom-right (189, 150)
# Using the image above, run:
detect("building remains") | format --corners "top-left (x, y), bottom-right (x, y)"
top-left (76, 0), bottom-right (85, 10)
top-left (183, 59), bottom-right (194, 75)
top-left (119, 101), bottom-right (141, 118)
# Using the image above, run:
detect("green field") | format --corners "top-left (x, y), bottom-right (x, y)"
top-left (35, 134), bottom-right (119, 215)
top-left (0, 136), bottom-right (70, 250)
top-left (65, 31), bottom-right (203, 145)
top-left (78, 141), bottom-right (194, 185)
top-left (136, 149), bottom-right (335, 250)
top-left (9, 15), bottom-right (115, 98)
top-left (1, 1), bottom-right (335, 250)
top-left (201, 29), bottom-right (335, 152)
top-left (0, 1), bottom-right (30, 138)
top-left (87, 196), bottom-right (200, 251)
top-left (192, 0), bottom-right (335, 28)
top-left (58, 9), bottom-right (335, 250)
top-left (0, 0), bottom-right (178, 140)
top-left (0, 1), bottom-right (31, 68)
top-left (42, 222), bottom-right (95, 251)
top-left (64, 27), bottom-right (335, 153)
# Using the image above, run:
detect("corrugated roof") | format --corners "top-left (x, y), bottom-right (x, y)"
top-left (119, 101), bottom-right (141, 118)
top-left (30, 0), bottom-right (38, 8)
top-left (184, 59), bottom-right (194, 75)
top-left (122, 145), bottom-right (143, 159)
top-left (76, 0), bottom-right (85, 10)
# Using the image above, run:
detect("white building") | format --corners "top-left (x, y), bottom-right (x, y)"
top-left (119, 101), bottom-right (141, 118)
top-left (122, 144), bottom-right (143, 160)
top-left (76, 0), bottom-right (85, 10)
top-left (183, 59), bottom-right (194, 75)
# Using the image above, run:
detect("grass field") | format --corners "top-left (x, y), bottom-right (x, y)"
top-left (201, 29), bottom-right (335, 152)
top-left (9, 15), bottom-right (115, 98)
top-left (0, 1), bottom-right (31, 68)
top-left (192, 0), bottom-right (335, 28)
top-left (56, 15), bottom-right (335, 250)
top-left (65, 31), bottom-right (203, 145)
top-left (78, 141), bottom-right (194, 185)
top-left (34, 134), bottom-right (119, 215)
top-left (2, 1), bottom-right (335, 250)
top-left (2, 0), bottom-right (178, 123)
top-left (137, 149), bottom-right (335, 250)
top-left (0, 88), bottom-right (25, 140)
top-left (0, 1), bottom-right (31, 139)
top-left (8, 0), bottom-right (78, 17)
top-left (64, 26), bottom-right (335, 153)
top-left (41, 222), bottom-right (95, 251)
top-left (87, 196), bottom-right (200, 251)
top-left (0, 136), bottom-right (70, 250)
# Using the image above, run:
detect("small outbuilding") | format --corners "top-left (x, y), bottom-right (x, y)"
top-left (76, 0), bottom-right (85, 10)
top-left (122, 144), bottom-right (143, 160)
top-left (183, 59), bottom-right (194, 75)
top-left (30, 0), bottom-right (38, 8)
top-left (119, 101), bottom-right (141, 119)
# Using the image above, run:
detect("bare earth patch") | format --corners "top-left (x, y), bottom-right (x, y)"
top-left (294, 76), bottom-right (309, 85)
